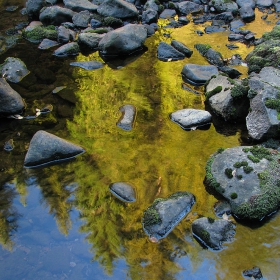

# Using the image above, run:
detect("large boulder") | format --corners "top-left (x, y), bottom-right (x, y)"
top-left (72, 10), bottom-right (92, 28)
top-left (246, 67), bottom-right (280, 140)
top-left (192, 217), bottom-right (236, 250)
top-left (98, 24), bottom-right (147, 56)
top-left (170, 109), bottom-right (212, 130)
top-left (239, 6), bottom-right (255, 23)
top-left (78, 32), bottom-right (104, 50)
top-left (209, 0), bottom-right (238, 14)
top-left (205, 146), bottom-right (280, 221)
top-left (176, 1), bottom-right (203, 16)
top-left (63, 0), bottom-right (98, 12)
top-left (181, 64), bottom-right (219, 86)
top-left (0, 78), bottom-right (25, 116)
top-left (143, 192), bottom-right (195, 241)
top-left (205, 74), bottom-right (249, 122)
top-left (97, 0), bottom-right (138, 19)
top-left (26, 0), bottom-right (46, 20)
top-left (24, 130), bottom-right (85, 168)
top-left (39, 6), bottom-right (76, 26)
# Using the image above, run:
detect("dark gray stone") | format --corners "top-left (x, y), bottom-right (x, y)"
top-left (26, 0), bottom-right (46, 20)
top-left (143, 192), bottom-right (196, 241)
top-left (78, 32), bottom-right (104, 49)
top-left (90, 19), bottom-right (102, 29)
top-left (63, 0), bottom-right (98, 12)
top-left (39, 6), bottom-right (75, 26)
top-left (243, 267), bottom-right (263, 280)
top-left (57, 26), bottom-right (71, 44)
top-left (214, 201), bottom-right (231, 218)
top-left (228, 33), bottom-right (244, 41)
top-left (109, 182), bottom-right (136, 202)
top-left (171, 40), bottom-right (193, 57)
top-left (230, 19), bottom-right (245, 31)
top-left (117, 104), bottom-right (136, 131)
top-left (181, 64), bottom-right (219, 86)
top-left (70, 61), bottom-right (104, 70)
top-left (0, 57), bottom-right (30, 83)
top-left (98, 24), bottom-right (147, 56)
top-left (170, 109), bottom-right (212, 130)
top-left (38, 39), bottom-right (60, 50)
top-left (192, 217), bottom-right (236, 250)
top-left (53, 42), bottom-right (80, 57)
top-left (256, 0), bottom-right (273, 8)
top-left (159, 9), bottom-right (176, 19)
top-left (236, 0), bottom-right (255, 9)
top-left (72, 10), bottom-right (92, 28)
top-left (24, 130), bottom-right (85, 168)
top-left (219, 66), bottom-right (241, 79)
top-left (142, 9), bottom-right (158, 24)
top-left (209, 0), bottom-right (238, 13)
top-left (205, 48), bottom-right (224, 67)
top-left (205, 26), bottom-right (226, 34)
top-left (213, 12), bottom-right (234, 23)
top-left (144, 0), bottom-right (159, 12)
top-left (239, 6), bottom-right (255, 23)
top-left (157, 42), bottom-right (185, 62)
top-left (177, 1), bottom-right (203, 15)
top-left (0, 78), bottom-right (25, 115)
top-left (97, 0), bottom-right (138, 19)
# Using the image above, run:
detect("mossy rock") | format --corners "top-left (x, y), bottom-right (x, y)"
top-left (22, 25), bottom-right (58, 44)
top-left (205, 146), bottom-right (280, 221)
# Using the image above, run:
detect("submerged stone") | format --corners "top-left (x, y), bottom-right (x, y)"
top-left (0, 57), bottom-right (30, 83)
top-left (143, 191), bottom-right (195, 241)
top-left (70, 61), bottom-right (104, 70)
top-left (117, 104), bottom-right (136, 131)
top-left (38, 38), bottom-right (60, 50)
top-left (53, 42), bottom-right (80, 57)
top-left (24, 130), bottom-right (85, 168)
top-left (242, 266), bottom-right (263, 280)
top-left (4, 139), bottom-right (14, 152)
top-left (157, 42), bottom-right (185, 62)
top-left (109, 182), bottom-right (136, 202)
top-left (170, 109), bottom-right (212, 130)
top-left (192, 217), bottom-right (236, 251)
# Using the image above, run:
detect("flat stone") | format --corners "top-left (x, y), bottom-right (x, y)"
top-left (53, 42), bottom-right (80, 57)
top-left (109, 182), bottom-right (136, 202)
top-left (38, 39), bottom-right (60, 50)
top-left (117, 104), bottom-right (136, 131)
top-left (157, 42), bottom-right (185, 62)
top-left (70, 61), bottom-right (104, 70)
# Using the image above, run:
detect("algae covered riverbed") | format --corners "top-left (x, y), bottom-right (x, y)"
top-left (0, 1), bottom-right (280, 279)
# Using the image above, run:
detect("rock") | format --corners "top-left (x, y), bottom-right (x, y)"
top-left (109, 182), bottom-right (136, 202)
top-left (57, 26), bottom-right (71, 44)
top-left (90, 19), bottom-right (102, 29)
top-left (142, 9), bottom-right (158, 24)
top-left (191, 217), bottom-right (236, 250)
top-left (205, 74), bottom-right (249, 122)
top-left (116, 104), bottom-right (136, 131)
top-left (63, 0), bottom-right (98, 12)
top-left (239, 6), bottom-right (255, 23)
top-left (143, 192), bottom-right (195, 241)
top-left (236, 0), bottom-right (255, 9)
top-left (256, 0), bottom-right (273, 8)
top-left (0, 78), bottom-right (25, 115)
top-left (22, 24), bottom-right (58, 44)
top-left (144, 0), bottom-right (159, 12)
top-left (205, 26), bottom-right (226, 34)
top-left (157, 42), bottom-right (185, 62)
top-left (246, 67), bottom-right (280, 140)
top-left (97, 0), bottom-right (138, 19)
top-left (72, 10), bottom-right (92, 28)
top-left (26, 0), bottom-right (46, 20)
top-left (171, 40), bottom-right (193, 57)
top-left (181, 64), bottom-right (219, 86)
top-left (70, 61), bottom-right (104, 70)
top-left (78, 32), bottom-right (104, 50)
top-left (39, 6), bottom-right (75, 26)
top-left (242, 266), bottom-right (263, 279)
top-left (170, 109), bottom-right (212, 130)
top-left (230, 19), bottom-right (245, 31)
top-left (213, 12), bottom-right (234, 23)
top-left (98, 24), bottom-right (147, 56)
top-left (205, 145), bottom-right (280, 220)
top-left (209, 0), bottom-right (238, 14)
top-left (53, 42), bottom-right (80, 57)
top-left (176, 1), bottom-right (203, 16)
top-left (38, 39), bottom-right (60, 50)
top-left (24, 130), bottom-right (85, 168)
top-left (228, 33), bottom-right (244, 41)
top-left (214, 200), bottom-right (231, 218)
top-left (4, 139), bottom-right (14, 152)
top-left (0, 57), bottom-right (30, 83)
top-left (159, 9), bottom-right (176, 19)
top-left (218, 66), bottom-right (241, 79)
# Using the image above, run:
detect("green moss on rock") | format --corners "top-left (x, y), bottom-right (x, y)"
top-left (22, 25), bottom-right (58, 43)
top-left (205, 85), bottom-right (222, 101)
top-left (194, 43), bottom-right (212, 56)
top-left (143, 207), bottom-right (161, 226)
top-left (225, 168), bottom-right (233, 179)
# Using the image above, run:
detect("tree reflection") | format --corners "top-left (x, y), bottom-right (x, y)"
top-left (0, 181), bottom-right (20, 250)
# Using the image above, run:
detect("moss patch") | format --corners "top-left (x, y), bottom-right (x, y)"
top-left (225, 168), bottom-right (233, 179)
top-left (243, 146), bottom-right (273, 162)
top-left (22, 25), bottom-right (57, 43)
top-left (233, 161), bottom-right (248, 168)
top-left (230, 192), bottom-right (238, 199)
top-left (195, 43), bottom-right (211, 56)
top-left (205, 86), bottom-right (222, 101)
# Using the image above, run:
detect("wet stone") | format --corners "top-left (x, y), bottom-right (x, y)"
top-left (53, 42), bottom-right (80, 57)
top-left (0, 57), bottom-right (30, 83)
top-left (4, 139), bottom-right (14, 152)
top-left (24, 130), bottom-right (85, 168)
top-left (109, 182), bottom-right (136, 202)
top-left (70, 61), bottom-right (104, 70)
top-left (117, 104), bottom-right (136, 131)
top-left (6, 6), bottom-right (18, 12)
top-left (242, 266), bottom-right (263, 279)
top-left (38, 39), bottom-right (60, 50)
top-left (214, 200), bottom-right (231, 218)
top-left (170, 109), bottom-right (212, 130)
top-left (191, 217), bottom-right (236, 251)
top-left (143, 191), bottom-right (196, 241)
top-left (157, 42), bottom-right (185, 62)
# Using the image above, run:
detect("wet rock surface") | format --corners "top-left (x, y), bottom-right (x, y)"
top-left (69, 61), bottom-right (104, 70)
top-left (170, 109), bottom-right (212, 130)
top-left (53, 42), bottom-right (80, 57)
top-left (116, 104), bottom-right (136, 131)
top-left (205, 146), bottom-right (280, 220)
top-left (143, 192), bottom-right (195, 241)
top-left (191, 217), bottom-right (236, 251)
top-left (109, 182), bottom-right (136, 202)
top-left (24, 130), bottom-right (85, 168)
top-left (242, 266), bottom-right (263, 279)
top-left (157, 42), bottom-right (185, 62)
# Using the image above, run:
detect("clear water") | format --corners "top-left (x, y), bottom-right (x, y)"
top-left (0, 1), bottom-right (280, 279)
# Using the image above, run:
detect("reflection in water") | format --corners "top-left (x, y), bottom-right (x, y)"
top-left (0, 4), bottom-right (280, 280)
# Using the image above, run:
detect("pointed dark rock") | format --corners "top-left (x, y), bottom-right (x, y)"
top-left (24, 130), bottom-right (85, 168)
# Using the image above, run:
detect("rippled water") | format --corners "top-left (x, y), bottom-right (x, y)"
top-left (0, 1), bottom-right (280, 279)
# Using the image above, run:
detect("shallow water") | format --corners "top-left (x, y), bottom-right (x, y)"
top-left (0, 2), bottom-right (280, 279)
